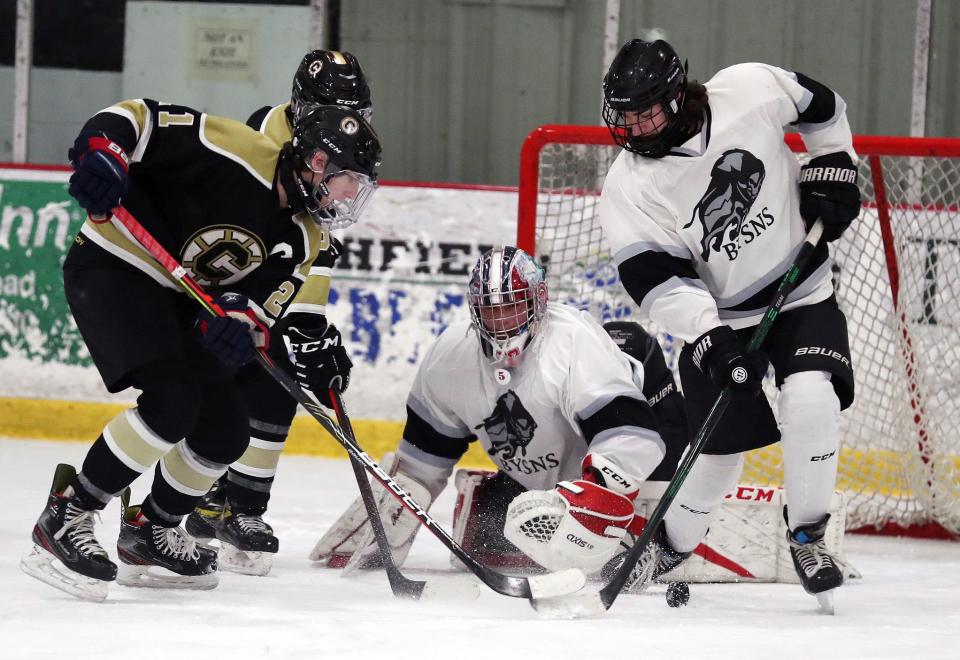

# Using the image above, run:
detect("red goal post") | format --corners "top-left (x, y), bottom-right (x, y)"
top-left (517, 125), bottom-right (960, 539)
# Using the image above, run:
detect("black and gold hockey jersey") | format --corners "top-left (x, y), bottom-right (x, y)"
top-left (67, 98), bottom-right (336, 328)
top-left (247, 102), bottom-right (292, 143)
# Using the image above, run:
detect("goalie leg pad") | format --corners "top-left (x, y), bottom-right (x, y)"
top-left (450, 469), bottom-right (536, 569)
top-left (309, 453), bottom-right (433, 569)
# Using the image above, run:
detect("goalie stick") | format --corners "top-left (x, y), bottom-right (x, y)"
top-left (535, 219), bottom-right (826, 617)
top-left (110, 205), bottom-right (585, 606)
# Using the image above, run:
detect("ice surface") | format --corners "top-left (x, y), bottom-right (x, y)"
top-left (2, 437), bottom-right (958, 660)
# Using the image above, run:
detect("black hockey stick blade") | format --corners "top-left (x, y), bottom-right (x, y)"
top-left (111, 205), bottom-right (584, 605)
top-left (536, 220), bottom-right (826, 617)
top-left (328, 387), bottom-right (428, 599)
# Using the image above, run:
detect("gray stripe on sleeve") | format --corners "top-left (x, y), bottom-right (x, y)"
top-left (613, 241), bottom-right (693, 266)
top-left (637, 276), bottom-right (712, 318)
top-left (590, 425), bottom-right (666, 456)
top-left (576, 390), bottom-right (648, 421)
top-left (794, 93), bottom-right (846, 133)
top-left (406, 394), bottom-right (473, 439)
top-left (397, 439), bottom-right (460, 470)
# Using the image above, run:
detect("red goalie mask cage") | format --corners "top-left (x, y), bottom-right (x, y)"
top-left (517, 125), bottom-right (960, 539)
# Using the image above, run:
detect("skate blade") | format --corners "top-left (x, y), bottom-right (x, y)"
top-left (117, 563), bottom-right (219, 590)
top-left (20, 545), bottom-right (109, 603)
top-left (815, 589), bottom-right (835, 615)
top-left (218, 544), bottom-right (274, 577)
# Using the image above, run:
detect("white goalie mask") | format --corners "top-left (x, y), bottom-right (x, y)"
top-left (467, 246), bottom-right (548, 367)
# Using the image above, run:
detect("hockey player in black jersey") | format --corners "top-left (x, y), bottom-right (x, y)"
top-left (21, 97), bottom-right (381, 601)
top-left (598, 39), bottom-right (861, 611)
top-left (184, 50), bottom-right (374, 575)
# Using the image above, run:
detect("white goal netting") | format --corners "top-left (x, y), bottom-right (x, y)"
top-left (518, 126), bottom-right (960, 537)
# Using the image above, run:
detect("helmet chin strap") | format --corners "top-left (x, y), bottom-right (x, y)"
top-left (279, 144), bottom-right (306, 212)
top-left (279, 143), bottom-right (332, 216)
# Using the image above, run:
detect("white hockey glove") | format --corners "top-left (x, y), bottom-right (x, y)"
top-left (580, 452), bottom-right (643, 500)
top-left (308, 453), bottom-right (434, 570)
top-left (504, 478), bottom-right (635, 574)
top-left (505, 453), bottom-right (645, 574)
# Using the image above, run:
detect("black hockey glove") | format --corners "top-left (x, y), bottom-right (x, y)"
top-left (283, 321), bottom-right (353, 407)
top-left (798, 152), bottom-right (861, 242)
top-left (67, 130), bottom-right (130, 216)
top-left (690, 325), bottom-right (768, 400)
top-left (197, 293), bottom-right (269, 368)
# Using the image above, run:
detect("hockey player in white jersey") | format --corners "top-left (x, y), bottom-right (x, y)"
top-left (598, 38), bottom-right (861, 608)
top-left (311, 246), bottom-right (683, 577)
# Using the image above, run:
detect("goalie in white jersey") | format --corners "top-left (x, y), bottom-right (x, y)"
top-left (311, 246), bottom-right (687, 577)
top-left (598, 39), bottom-right (862, 605)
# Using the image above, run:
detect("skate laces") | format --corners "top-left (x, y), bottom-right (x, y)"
top-left (55, 503), bottom-right (105, 558)
top-left (153, 525), bottom-right (200, 561)
top-left (789, 531), bottom-right (837, 577)
top-left (622, 543), bottom-right (658, 592)
top-left (235, 513), bottom-right (269, 534)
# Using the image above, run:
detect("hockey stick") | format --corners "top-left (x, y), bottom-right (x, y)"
top-left (535, 219), bottom-right (825, 617)
top-left (110, 206), bottom-right (585, 604)
top-left (328, 387), bottom-right (444, 600)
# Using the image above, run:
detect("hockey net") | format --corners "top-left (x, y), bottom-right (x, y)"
top-left (517, 125), bottom-right (960, 539)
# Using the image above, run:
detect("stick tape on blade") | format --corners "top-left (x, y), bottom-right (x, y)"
top-left (526, 568), bottom-right (587, 600)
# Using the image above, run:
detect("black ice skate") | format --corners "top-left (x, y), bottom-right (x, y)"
top-left (116, 489), bottom-right (218, 590)
top-left (785, 507), bottom-right (844, 614)
top-left (20, 464), bottom-right (117, 602)
top-left (602, 521), bottom-right (691, 594)
top-left (184, 478), bottom-right (227, 542)
top-left (215, 503), bottom-right (279, 576)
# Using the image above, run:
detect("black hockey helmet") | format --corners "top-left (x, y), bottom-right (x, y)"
top-left (291, 50), bottom-right (372, 121)
top-left (602, 39), bottom-right (688, 158)
top-left (280, 105), bottom-right (382, 229)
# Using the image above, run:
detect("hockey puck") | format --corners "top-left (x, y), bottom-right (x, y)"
top-left (665, 581), bottom-right (689, 608)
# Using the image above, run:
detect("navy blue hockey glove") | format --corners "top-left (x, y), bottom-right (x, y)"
top-left (198, 293), bottom-right (269, 368)
top-left (283, 321), bottom-right (353, 407)
top-left (799, 152), bottom-right (861, 242)
top-left (67, 131), bottom-right (130, 216)
top-left (690, 325), bottom-right (768, 400)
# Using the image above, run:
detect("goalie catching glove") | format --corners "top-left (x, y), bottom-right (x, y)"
top-left (308, 453), bottom-right (438, 569)
top-left (504, 453), bottom-right (640, 574)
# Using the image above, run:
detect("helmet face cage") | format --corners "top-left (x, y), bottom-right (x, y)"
top-left (602, 39), bottom-right (687, 158)
top-left (290, 50), bottom-right (372, 122)
top-left (291, 106), bottom-right (382, 229)
top-left (468, 247), bottom-right (548, 365)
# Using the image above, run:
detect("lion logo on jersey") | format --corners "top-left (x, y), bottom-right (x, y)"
top-left (682, 149), bottom-right (765, 262)
top-left (477, 390), bottom-right (538, 461)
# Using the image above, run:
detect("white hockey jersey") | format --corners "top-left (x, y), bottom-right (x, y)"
top-left (599, 62), bottom-right (857, 342)
top-left (397, 303), bottom-right (665, 491)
